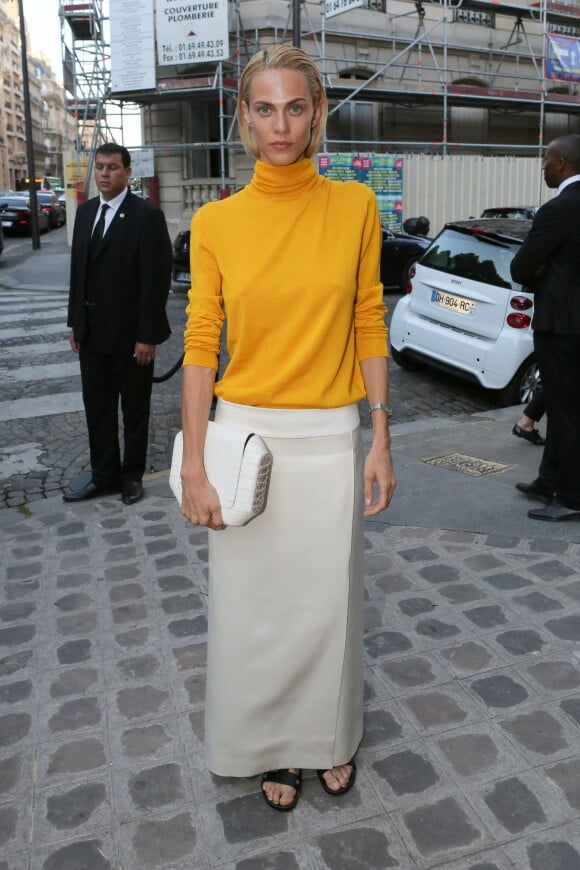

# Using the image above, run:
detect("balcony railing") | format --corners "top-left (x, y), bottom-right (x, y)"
top-left (182, 178), bottom-right (242, 213)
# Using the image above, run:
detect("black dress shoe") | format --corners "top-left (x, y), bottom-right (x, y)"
top-left (63, 481), bottom-right (118, 502)
top-left (528, 497), bottom-right (580, 522)
top-left (512, 423), bottom-right (546, 446)
top-left (122, 481), bottom-right (144, 505)
top-left (515, 479), bottom-right (555, 503)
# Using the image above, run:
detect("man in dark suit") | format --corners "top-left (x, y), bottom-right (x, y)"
top-left (511, 134), bottom-right (580, 522)
top-left (64, 143), bottom-right (172, 505)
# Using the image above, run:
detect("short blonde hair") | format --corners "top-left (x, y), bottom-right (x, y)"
top-left (237, 45), bottom-right (328, 159)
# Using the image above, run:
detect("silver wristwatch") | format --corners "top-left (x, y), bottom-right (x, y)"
top-left (369, 402), bottom-right (392, 416)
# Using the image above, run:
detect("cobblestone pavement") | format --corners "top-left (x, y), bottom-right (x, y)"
top-left (1, 491), bottom-right (580, 868)
top-left (0, 288), bottom-right (500, 510)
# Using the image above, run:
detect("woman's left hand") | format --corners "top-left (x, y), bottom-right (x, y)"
top-left (363, 444), bottom-right (396, 516)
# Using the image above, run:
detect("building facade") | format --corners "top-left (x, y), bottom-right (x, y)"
top-left (0, 0), bottom-right (26, 189)
top-left (60, 0), bottom-right (579, 234)
top-left (0, 0), bottom-right (75, 190)
top-left (113, 0), bottom-right (578, 232)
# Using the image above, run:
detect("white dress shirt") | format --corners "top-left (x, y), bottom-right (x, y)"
top-left (91, 186), bottom-right (129, 236)
top-left (557, 174), bottom-right (580, 195)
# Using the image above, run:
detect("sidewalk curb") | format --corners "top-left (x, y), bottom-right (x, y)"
top-left (1, 408), bottom-right (522, 532)
top-left (0, 281), bottom-right (68, 292)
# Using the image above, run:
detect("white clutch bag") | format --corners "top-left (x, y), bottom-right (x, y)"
top-left (169, 422), bottom-right (273, 527)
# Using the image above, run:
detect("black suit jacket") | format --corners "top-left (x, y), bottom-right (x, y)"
top-left (67, 190), bottom-right (172, 353)
top-left (510, 180), bottom-right (580, 335)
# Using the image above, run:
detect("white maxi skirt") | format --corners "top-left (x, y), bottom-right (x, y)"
top-left (205, 399), bottom-right (364, 777)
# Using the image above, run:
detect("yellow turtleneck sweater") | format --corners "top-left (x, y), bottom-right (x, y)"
top-left (183, 158), bottom-right (387, 408)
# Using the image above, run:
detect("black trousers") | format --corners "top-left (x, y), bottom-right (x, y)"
top-left (534, 331), bottom-right (580, 509)
top-left (523, 386), bottom-right (544, 423)
top-left (79, 336), bottom-right (154, 489)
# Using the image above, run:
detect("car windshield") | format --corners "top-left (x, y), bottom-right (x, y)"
top-left (481, 208), bottom-right (534, 219)
top-left (0, 198), bottom-right (29, 208)
top-left (421, 228), bottom-right (520, 289)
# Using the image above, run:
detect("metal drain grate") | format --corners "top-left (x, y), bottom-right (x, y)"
top-left (421, 452), bottom-right (514, 477)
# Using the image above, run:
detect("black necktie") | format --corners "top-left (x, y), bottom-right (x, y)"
top-left (89, 203), bottom-right (109, 257)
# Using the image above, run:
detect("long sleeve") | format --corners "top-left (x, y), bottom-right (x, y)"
top-left (354, 192), bottom-right (388, 361)
top-left (136, 207), bottom-right (173, 344)
top-left (183, 207), bottom-right (224, 369)
top-left (181, 160), bottom-right (387, 407)
top-left (510, 199), bottom-right (562, 288)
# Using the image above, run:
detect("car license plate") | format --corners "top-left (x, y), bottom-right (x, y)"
top-left (176, 271), bottom-right (190, 282)
top-left (431, 289), bottom-right (476, 316)
top-left (2, 221), bottom-right (11, 228)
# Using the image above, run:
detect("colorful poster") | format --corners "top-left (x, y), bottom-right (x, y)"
top-left (546, 33), bottom-right (580, 82)
top-left (318, 154), bottom-right (404, 230)
top-left (155, 0), bottom-right (230, 66)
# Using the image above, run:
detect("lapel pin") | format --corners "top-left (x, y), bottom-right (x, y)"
top-left (119, 213), bottom-right (125, 219)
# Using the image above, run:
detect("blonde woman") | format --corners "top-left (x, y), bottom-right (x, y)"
top-left (180, 45), bottom-right (396, 811)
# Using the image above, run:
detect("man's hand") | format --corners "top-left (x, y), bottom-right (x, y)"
top-left (69, 329), bottom-right (80, 353)
top-left (134, 342), bottom-right (156, 366)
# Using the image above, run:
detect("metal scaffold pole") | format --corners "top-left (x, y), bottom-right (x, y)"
top-left (218, 62), bottom-right (227, 189)
top-left (293, 0), bottom-right (301, 47)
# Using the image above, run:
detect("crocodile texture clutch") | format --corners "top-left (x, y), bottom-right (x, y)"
top-left (169, 422), bottom-right (273, 527)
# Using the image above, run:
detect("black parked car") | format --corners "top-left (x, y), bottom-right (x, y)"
top-left (0, 197), bottom-right (50, 235)
top-left (37, 191), bottom-right (66, 228)
top-left (381, 221), bottom-right (431, 292)
top-left (172, 230), bottom-right (192, 284)
top-left (12, 190), bottom-right (65, 228)
top-left (172, 219), bottom-right (431, 291)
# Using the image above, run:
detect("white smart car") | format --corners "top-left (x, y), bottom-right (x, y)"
top-left (389, 219), bottom-right (540, 405)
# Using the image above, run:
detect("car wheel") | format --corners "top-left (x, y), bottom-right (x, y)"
top-left (495, 357), bottom-right (541, 407)
top-left (390, 345), bottom-right (420, 370)
top-left (398, 257), bottom-right (416, 293)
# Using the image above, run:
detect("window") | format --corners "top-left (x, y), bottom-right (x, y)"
top-left (338, 67), bottom-right (375, 82)
top-left (184, 100), bottom-right (227, 179)
top-left (421, 229), bottom-right (519, 289)
top-left (337, 100), bottom-right (377, 143)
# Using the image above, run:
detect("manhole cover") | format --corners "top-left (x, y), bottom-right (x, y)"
top-left (421, 452), bottom-right (513, 477)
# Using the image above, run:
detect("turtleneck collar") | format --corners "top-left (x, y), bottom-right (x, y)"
top-left (247, 157), bottom-right (320, 199)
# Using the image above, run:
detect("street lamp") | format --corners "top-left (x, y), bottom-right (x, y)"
top-left (9, 0), bottom-right (41, 249)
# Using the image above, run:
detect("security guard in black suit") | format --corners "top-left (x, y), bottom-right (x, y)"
top-left (65, 143), bottom-right (172, 505)
top-left (511, 134), bottom-right (580, 522)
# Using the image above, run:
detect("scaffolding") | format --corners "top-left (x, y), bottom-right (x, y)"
top-left (60, 0), bottom-right (580, 186)
top-left (59, 0), bottom-right (110, 154)
top-left (59, 0), bottom-right (141, 190)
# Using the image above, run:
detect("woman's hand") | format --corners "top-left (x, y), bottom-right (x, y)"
top-left (180, 472), bottom-right (225, 530)
top-left (363, 443), bottom-right (396, 517)
top-left (358, 358), bottom-right (397, 516)
top-left (180, 365), bottom-right (220, 528)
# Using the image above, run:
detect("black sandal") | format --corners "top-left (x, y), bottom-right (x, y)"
top-left (260, 769), bottom-right (302, 811)
top-left (317, 759), bottom-right (357, 796)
